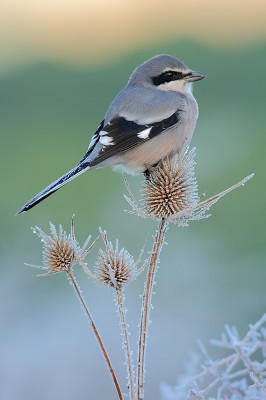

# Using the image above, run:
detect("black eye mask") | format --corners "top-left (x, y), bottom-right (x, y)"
top-left (152, 70), bottom-right (191, 86)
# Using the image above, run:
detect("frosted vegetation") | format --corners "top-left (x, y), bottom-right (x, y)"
top-left (27, 147), bottom-right (256, 400)
top-left (161, 314), bottom-right (266, 399)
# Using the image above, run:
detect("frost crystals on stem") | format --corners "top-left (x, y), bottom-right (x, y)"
top-left (81, 228), bottom-right (146, 400)
top-left (27, 217), bottom-right (123, 400)
top-left (128, 146), bottom-right (254, 400)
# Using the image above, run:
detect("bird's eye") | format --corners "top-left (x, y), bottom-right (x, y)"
top-left (163, 71), bottom-right (183, 81)
top-left (164, 71), bottom-right (174, 78)
top-left (152, 70), bottom-right (183, 86)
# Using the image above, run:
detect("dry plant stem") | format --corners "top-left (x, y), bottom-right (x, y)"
top-left (137, 218), bottom-right (168, 400)
top-left (67, 270), bottom-right (123, 400)
top-left (116, 287), bottom-right (135, 400)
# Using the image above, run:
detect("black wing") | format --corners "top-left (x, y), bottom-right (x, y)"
top-left (88, 110), bottom-right (181, 167)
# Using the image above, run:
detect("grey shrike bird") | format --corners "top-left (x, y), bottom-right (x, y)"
top-left (18, 54), bottom-right (204, 214)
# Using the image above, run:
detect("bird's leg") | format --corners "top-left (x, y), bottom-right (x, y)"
top-left (143, 169), bottom-right (151, 181)
top-left (143, 162), bottom-right (159, 182)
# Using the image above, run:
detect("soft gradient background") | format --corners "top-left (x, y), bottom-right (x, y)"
top-left (1, 1), bottom-right (265, 399)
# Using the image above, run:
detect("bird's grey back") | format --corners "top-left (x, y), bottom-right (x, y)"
top-left (104, 55), bottom-right (189, 123)
top-left (105, 80), bottom-right (186, 124)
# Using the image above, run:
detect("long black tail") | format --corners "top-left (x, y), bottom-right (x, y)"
top-left (17, 161), bottom-right (90, 214)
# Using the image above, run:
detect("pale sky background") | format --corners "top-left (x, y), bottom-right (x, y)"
top-left (0, 0), bottom-right (266, 71)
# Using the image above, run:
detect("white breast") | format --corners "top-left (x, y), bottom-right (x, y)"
top-left (178, 92), bottom-right (199, 147)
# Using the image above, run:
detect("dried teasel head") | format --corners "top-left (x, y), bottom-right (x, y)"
top-left (27, 216), bottom-right (97, 276)
top-left (125, 147), bottom-right (254, 226)
top-left (93, 228), bottom-right (145, 289)
top-left (142, 149), bottom-right (198, 220)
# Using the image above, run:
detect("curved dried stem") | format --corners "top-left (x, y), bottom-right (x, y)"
top-left (137, 218), bottom-right (168, 400)
top-left (78, 257), bottom-right (99, 282)
top-left (116, 287), bottom-right (135, 400)
top-left (67, 270), bottom-right (123, 400)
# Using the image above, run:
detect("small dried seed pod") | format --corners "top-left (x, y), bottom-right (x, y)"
top-left (28, 217), bottom-right (96, 276)
top-left (94, 229), bottom-right (144, 289)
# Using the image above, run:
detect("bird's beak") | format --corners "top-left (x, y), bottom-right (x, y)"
top-left (186, 70), bottom-right (205, 82)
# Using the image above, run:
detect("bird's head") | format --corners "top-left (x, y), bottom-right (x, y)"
top-left (129, 54), bottom-right (205, 94)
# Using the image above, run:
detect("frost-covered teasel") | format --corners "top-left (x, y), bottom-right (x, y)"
top-left (27, 218), bottom-right (123, 400)
top-left (92, 228), bottom-right (145, 289)
top-left (142, 148), bottom-right (198, 220)
top-left (27, 217), bottom-right (97, 276)
top-left (79, 228), bottom-right (146, 400)
top-left (125, 147), bottom-right (254, 226)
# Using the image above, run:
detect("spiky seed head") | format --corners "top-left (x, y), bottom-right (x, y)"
top-left (28, 217), bottom-right (95, 276)
top-left (94, 229), bottom-right (141, 289)
top-left (142, 149), bottom-right (198, 220)
top-left (124, 146), bottom-right (254, 226)
top-left (42, 227), bottom-right (76, 272)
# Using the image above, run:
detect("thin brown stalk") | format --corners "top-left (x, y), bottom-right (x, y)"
top-left (137, 218), bottom-right (168, 400)
top-left (67, 270), bottom-right (123, 400)
top-left (116, 287), bottom-right (135, 400)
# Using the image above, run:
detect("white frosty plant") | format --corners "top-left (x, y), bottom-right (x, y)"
top-left (161, 314), bottom-right (266, 400)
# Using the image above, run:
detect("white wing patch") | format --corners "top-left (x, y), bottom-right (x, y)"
top-left (99, 135), bottom-right (114, 146)
top-left (137, 127), bottom-right (152, 139)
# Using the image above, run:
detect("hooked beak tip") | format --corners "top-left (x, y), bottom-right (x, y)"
top-left (187, 71), bottom-right (205, 82)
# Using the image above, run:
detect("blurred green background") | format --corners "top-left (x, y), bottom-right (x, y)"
top-left (1, 1), bottom-right (265, 399)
